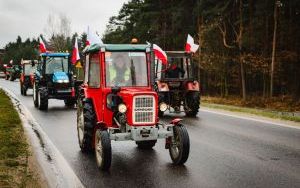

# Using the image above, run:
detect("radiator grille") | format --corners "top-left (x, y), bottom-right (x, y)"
top-left (133, 95), bottom-right (155, 124)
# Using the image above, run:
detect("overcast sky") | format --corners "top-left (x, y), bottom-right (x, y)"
top-left (0, 0), bottom-right (128, 48)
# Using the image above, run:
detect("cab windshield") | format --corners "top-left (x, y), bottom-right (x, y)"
top-left (45, 57), bottom-right (68, 74)
top-left (24, 64), bottom-right (35, 75)
top-left (155, 56), bottom-right (193, 79)
top-left (105, 52), bottom-right (148, 87)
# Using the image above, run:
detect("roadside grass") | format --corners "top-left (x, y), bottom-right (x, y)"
top-left (202, 102), bottom-right (300, 123)
top-left (0, 89), bottom-right (40, 187)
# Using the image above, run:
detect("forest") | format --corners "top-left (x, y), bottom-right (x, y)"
top-left (1, 0), bottom-right (300, 107)
top-left (103, 0), bottom-right (300, 103)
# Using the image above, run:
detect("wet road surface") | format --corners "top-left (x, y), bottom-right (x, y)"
top-left (1, 79), bottom-right (300, 188)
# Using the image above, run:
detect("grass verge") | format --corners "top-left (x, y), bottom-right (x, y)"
top-left (202, 102), bottom-right (300, 123)
top-left (0, 89), bottom-right (40, 187)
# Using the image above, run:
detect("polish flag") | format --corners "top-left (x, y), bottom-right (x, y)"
top-left (185, 34), bottom-right (199, 53)
top-left (153, 44), bottom-right (168, 65)
top-left (39, 36), bottom-right (47, 53)
top-left (86, 26), bottom-right (103, 46)
top-left (72, 37), bottom-right (80, 65)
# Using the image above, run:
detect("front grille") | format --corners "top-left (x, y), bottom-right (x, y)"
top-left (133, 95), bottom-right (155, 124)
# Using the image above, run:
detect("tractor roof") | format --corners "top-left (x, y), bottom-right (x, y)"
top-left (84, 44), bottom-right (151, 53)
top-left (40, 52), bottom-right (70, 57)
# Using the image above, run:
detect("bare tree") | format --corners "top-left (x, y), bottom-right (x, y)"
top-left (43, 13), bottom-right (72, 51)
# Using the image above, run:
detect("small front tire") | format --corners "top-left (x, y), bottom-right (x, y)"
top-left (38, 88), bottom-right (48, 110)
top-left (95, 129), bottom-right (112, 171)
top-left (169, 125), bottom-right (190, 165)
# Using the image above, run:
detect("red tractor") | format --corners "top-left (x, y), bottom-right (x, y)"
top-left (20, 60), bottom-right (37, 96)
top-left (77, 44), bottom-right (190, 170)
top-left (154, 51), bottom-right (200, 117)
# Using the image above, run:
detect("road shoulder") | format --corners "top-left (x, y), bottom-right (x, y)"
top-left (0, 86), bottom-right (84, 188)
top-left (201, 106), bottom-right (300, 129)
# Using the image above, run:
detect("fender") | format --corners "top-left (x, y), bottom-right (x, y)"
top-left (170, 118), bottom-right (182, 125)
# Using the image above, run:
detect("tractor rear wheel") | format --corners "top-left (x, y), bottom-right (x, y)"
top-left (95, 129), bottom-right (111, 171)
top-left (184, 92), bottom-right (200, 117)
top-left (169, 125), bottom-right (190, 165)
top-left (33, 83), bottom-right (38, 107)
top-left (136, 140), bottom-right (157, 149)
top-left (77, 99), bottom-right (94, 152)
top-left (38, 88), bottom-right (48, 110)
top-left (64, 98), bottom-right (76, 107)
top-left (9, 75), bottom-right (15, 81)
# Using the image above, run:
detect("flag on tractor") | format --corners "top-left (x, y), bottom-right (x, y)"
top-left (185, 34), bottom-right (199, 53)
top-left (153, 44), bottom-right (168, 65)
top-left (39, 36), bottom-right (47, 53)
top-left (72, 37), bottom-right (80, 65)
top-left (86, 26), bottom-right (103, 46)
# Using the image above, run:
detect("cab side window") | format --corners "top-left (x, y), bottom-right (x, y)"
top-left (88, 54), bottom-right (101, 88)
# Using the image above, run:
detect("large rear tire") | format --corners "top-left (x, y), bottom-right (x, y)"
top-left (95, 129), bottom-right (112, 171)
top-left (136, 140), bottom-right (157, 149)
top-left (77, 99), bottom-right (95, 152)
top-left (184, 92), bottom-right (200, 117)
top-left (169, 125), bottom-right (190, 165)
top-left (38, 88), bottom-right (48, 110)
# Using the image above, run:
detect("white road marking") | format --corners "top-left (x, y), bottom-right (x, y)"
top-left (200, 108), bottom-right (300, 130)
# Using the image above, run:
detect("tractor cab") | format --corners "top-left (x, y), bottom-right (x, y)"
top-left (20, 60), bottom-right (38, 96)
top-left (32, 52), bottom-right (76, 110)
top-left (77, 44), bottom-right (190, 170)
top-left (155, 51), bottom-right (200, 116)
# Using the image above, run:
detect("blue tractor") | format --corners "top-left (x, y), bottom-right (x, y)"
top-left (33, 52), bottom-right (77, 110)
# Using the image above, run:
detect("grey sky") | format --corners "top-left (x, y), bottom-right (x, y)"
top-left (0, 0), bottom-right (128, 48)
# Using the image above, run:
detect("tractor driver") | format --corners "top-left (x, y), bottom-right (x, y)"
top-left (166, 58), bottom-right (185, 78)
top-left (108, 54), bottom-right (130, 86)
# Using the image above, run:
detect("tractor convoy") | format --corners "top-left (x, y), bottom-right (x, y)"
top-left (2, 39), bottom-right (200, 171)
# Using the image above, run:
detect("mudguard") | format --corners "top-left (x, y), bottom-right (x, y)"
top-left (170, 118), bottom-right (183, 125)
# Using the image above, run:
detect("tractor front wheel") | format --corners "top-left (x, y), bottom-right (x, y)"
top-left (33, 83), bottom-right (38, 107)
top-left (169, 125), bottom-right (190, 165)
top-left (38, 88), bottom-right (48, 110)
top-left (136, 140), bottom-right (157, 149)
top-left (95, 129), bottom-right (111, 171)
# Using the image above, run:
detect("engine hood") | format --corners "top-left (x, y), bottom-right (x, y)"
top-left (52, 72), bottom-right (69, 83)
top-left (118, 88), bottom-right (157, 98)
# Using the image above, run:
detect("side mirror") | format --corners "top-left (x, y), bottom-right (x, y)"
top-left (31, 60), bottom-right (35, 67)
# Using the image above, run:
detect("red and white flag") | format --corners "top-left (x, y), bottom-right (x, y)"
top-left (153, 44), bottom-right (168, 65)
top-left (86, 26), bottom-right (103, 46)
top-left (72, 37), bottom-right (80, 65)
top-left (39, 36), bottom-right (47, 53)
top-left (185, 34), bottom-right (199, 53)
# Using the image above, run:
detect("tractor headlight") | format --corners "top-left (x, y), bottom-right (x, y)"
top-left (57, 80), bottom-right (63, 83)
top-left (118, 103), bottom-right (127, 113)
top-left (159, 102), bottom-right (168, 112)
top-left (63, 79), bottom-right (69, 83)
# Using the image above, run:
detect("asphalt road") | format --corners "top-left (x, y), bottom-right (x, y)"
top-left (1, 79), bottom-right (299, 188)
